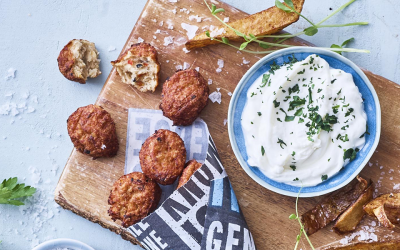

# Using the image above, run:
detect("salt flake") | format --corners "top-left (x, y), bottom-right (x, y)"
top-left (107, 46), bottom-right (116, 52)
top-left (5, 68), bottom-right (16, 80)
top-left (181, 23), bottom-right (199, 40)
top-left (183, 62), bottom-right (190, 70)
top-left (164, 36), bottom-right (174, 46)
top-left (209, 91), bottom-right (222, 104)
top-left (137, 37), bottom-right (144, 43)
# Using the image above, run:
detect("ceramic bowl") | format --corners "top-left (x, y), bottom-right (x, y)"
top-left (32, 238), bottom-right (95, 250)
top-left (228, 47), bottom-right (381, 197)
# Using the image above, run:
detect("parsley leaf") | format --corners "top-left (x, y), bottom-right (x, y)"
top-left (343, 148), bottom-right (359, 161)
top-left (321, 175), bottom-right (328, 181)
top-left (261, 146), bottom-right (265, 156)
top-left (0, 177), bottom-right (36, 206)
top-left (273, 99), bottom-right (280, 108)
top-left (288, 96), bottom-right (306, 111)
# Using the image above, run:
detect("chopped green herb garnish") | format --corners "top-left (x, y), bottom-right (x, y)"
top-left (257, 112), bottom-right (262, 116)
top-left (343, 148), bottom-right (359, 161)
top-left (277, 138), bottom-right (287, 149)
top-left (290, 165), bottom-right (296, 171)
top-left (261, 146), bottom-right (265, 156)
top-left (288, 96), bottom-right (306, 111)
top-left (273, 99), bottom-right (280, 108)
top-left (321, 175), bottom-right (328, 181)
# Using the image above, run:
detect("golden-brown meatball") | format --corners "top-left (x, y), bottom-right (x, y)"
top-left (111, 43), bottom-right (160, 92)
top-left (139, 129), bottom-right (186, 185)
top-left (57, 39), bottom-right (101, 84)
top-left (159, 69), bottom-right (209, 126)
top-left (108, 172), bottom-right (161, 228)
top-left (67, 104), bottom-right (119, 159)
top-left (177, 160), bottom-right (203, 189)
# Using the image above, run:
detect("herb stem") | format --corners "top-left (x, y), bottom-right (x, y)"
top-left (294, 186), bottom-right (315, 250)
top-left (317, 22), bottom-right (368, 28)
top-left (316, 0), bottom-right (356, 26)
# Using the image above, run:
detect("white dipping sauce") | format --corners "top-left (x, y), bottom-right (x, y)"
top-left (241, 55), bottom-right (367, 187)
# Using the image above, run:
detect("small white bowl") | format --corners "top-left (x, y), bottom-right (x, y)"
top-left (32, 238), bottom-right (95, 250)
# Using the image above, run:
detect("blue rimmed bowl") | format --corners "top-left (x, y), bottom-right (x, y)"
top-left (228, 47), bottom-right (381, 197)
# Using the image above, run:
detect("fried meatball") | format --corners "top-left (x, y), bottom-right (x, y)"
top-left (108, 172), bottom-right (161, 228)
top-left (67, 104), bottom-right (119, 158)
top-left (139, 129), bottom-right (186, 185)
top-left (57, 39), bottom-right (101, 84)
top-left (160, 69), bottom-right (209, 126)
top-left (111, 43), bottom-right (160, 92)
top-left (177, 160), bottom-right (203, 189)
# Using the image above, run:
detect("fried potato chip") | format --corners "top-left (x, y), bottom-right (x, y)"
top-left (333, 183), bottom-right (373, 234)
top-left (364, 193), bottom-right (400, 228)
top-left (185, 0), bottom-right (305, 50)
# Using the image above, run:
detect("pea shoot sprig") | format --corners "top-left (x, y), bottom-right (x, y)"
top-left (289, 186), bottom-right (315, 250)
top-left (204, 0), bottom-right (369, 54)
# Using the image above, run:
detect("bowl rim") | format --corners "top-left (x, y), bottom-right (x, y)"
top-left (227, 47), bottom-right (381, 197)
top-left (31, 238), bottom-right (95, 250)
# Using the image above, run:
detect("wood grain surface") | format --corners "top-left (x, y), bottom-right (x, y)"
top-left (54, 0), bottom-right (400, 249)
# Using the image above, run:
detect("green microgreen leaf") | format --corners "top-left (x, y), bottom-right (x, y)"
top-left (304, 26), bottom-right (318, 36)
top-left (275, 0), bottom-right (294, 13)
top-left (289, 214), bottom-right (297, 219)
top-left (239, 42), bottom-right (250, 50)
top-left (221, 37), bottom-right (230, 44)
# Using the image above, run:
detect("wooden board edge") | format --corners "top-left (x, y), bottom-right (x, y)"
top-left (54, 191), bottom-right (142, 247)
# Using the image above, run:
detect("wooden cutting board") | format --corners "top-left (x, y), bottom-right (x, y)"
top-left (54, 0), bottom-right (400, 249)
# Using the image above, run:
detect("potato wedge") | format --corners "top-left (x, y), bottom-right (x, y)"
top-left (332, 183), bottom-right (373, 234)
top-left (364, 193), bottom-right (400, 228)
top-left (301, 176), bottom-right (369, 236)
top-left (318, 241), bottom-right (400, 250)
top-left (185, 0), bottom-right (305, 50)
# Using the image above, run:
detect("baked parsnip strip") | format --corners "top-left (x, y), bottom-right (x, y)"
top-left (185, 0), bottom-right (305, 50)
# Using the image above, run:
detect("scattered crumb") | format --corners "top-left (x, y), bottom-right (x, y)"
top-left (181, 23), bottom-right (199, 40)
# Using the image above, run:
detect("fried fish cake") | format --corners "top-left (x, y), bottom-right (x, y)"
top-left (160, 69), bottom-right (209, 126)
top-left (177, 160), bottom-right (203, 189)
top-left (57, 39), bottom-right (101, 84)
top-left (108, 172), bottom-right (161, 228)
top-left (139, 129), bottom-right (186, 185)
top-left (67, 104), bottom-right (119, 159)
top-left (111, 43), bottom-right (160, 92)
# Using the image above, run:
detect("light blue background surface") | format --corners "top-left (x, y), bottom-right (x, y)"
top-left (0, 0), bottom-right (399, 249)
